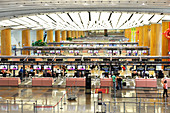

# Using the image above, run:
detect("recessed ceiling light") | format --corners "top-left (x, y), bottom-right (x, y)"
top-left (19, 5), bottom-right (23, 7)
top-left (44, 3), bottom-right (49, 6)
top-left (142, 3), bottom-right (145, 5)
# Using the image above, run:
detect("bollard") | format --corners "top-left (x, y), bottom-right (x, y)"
top-left (33, 103), bottom-right (35, 113)
top-left (58, 103), bottom-right (59, 113)
top-left (35, 100), bottom-right (37, 113)
top-left (53, 106), bottom-right (55, 113)
top-left (21, 100), bottom-right (23, 113)
top-left (109, 101), bottom-right (110, 112)
top-left (139, 102), bottom-right (141, 113)
top-left (154, 102), bottom-right (155, 113)
top-left (94, 101), bottom-right (95, 113)
top-left (60, 98), bottom-right (63, 109)
top-left (123, 102), bottom-right (125, 113)
top-left (64, 94), bottom-right (66, 105)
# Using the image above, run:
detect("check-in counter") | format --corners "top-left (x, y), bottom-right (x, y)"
top-left (100, 78), bottom-right (113, 87)
top-left (66, 78), bottom-right (86, 87)
top-left (135, 78), bottom-right (157, 88)
top-left (0, 77), bottom-right (21, 86)
top-left (32, 78), bottom-right (54, 86)
top-left (161, 78), bottom-right (170, 87)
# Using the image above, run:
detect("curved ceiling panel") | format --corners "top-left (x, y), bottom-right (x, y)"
top-left (0, 0), bottom-right (170, 20)
top-left (0, 11), bottom-right (170, 30)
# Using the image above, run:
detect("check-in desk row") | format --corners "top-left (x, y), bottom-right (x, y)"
top-left (0, 77), bottom-right (169, 88)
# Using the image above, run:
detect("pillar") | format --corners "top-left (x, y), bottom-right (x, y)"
top-left (162, 21), bottom-right (169, 57)
top-left (78, 31), bottom-right (81, 38)
top-left (67, 31), bottom-right (71, 38)
top-left (71, 31), bottom-right (75, 38)
top-left (62, 31), bottom-right (66, 41)
top-left (36, 30), bottom-right (44, 42)
top-left (128, 29), bottom-right (131, 42)
top-left (75, 31), bottom-right (79, 38)
top-left (55, 30), bottom-right (61, 42)
top-left (104, 29), bottom-right (108, 36)
top-left (150, 24), bottom-right (161, 56)
top-left (22, 29), bottom-right (30, 55)
top-left (47, 30), bottom-right (53, 43)
top-left (143, 25), bottom-right (150, 47)
top-left (1, 29), bottom-right (11, 55)
top-left (138, 26), bottom-right (144, 46)
top-left (136, 27), bottom-right (139, 43)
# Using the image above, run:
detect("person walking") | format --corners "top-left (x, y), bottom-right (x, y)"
top-left (163, 80), bottom-right (169, 97)
top-left (112, 74), bottom-right (116, 91)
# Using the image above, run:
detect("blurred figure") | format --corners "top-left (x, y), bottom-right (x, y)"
top-left (163, 80), bottom-right (169, 97)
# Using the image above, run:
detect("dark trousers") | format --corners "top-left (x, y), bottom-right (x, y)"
top-left (163, 89), bottom-right (168, 97)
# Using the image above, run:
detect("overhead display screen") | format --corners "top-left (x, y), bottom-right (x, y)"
top-left (78, 65), bottom-right (86, 70)
top-left (136, 65), bottom-right (145, 71)
top-left (67, 65), bottom-right (75, 71)
top-left (100, 65), bottom-right (110, 71)
top-left (111, 65), bottom-right (121, 71)
top-left (164, 65), bottom-right (170, 71)
top-left (10, 65), bottom-right (18, 70)
top-left (44, 65), bottom-right (52, 70)
top-left (0, 65), bottom-right (8, 70)
top-left (146, 65), bottom-right (156, 71)
top-left (33, 65), bottom-right (41, 70)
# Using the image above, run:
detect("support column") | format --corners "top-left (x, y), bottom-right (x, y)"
top-left (36, 30), bottom-right (44, 41)
top-left (67, 31), bottom-right (71, 38)
top-left (143, 25), bottom-right (150, 47)
top-left (75, 31), bottom-right (79, 38)
top-left (62, 31), bottom-right (66, 41)
top-left (162, 21), bottom-right (169, 57)
top-left (1, 29), bottom-right (11, 55)
top-left (55, 30), bottom-right (61, 42)
top-left (104, 29), bottom-right (108, 36)
top-left (71, 31), bottom-right (75, 39)
top-left (78, 31), bottom-right (81, 38)
top-left (150, 24), bottom-right (161, 56)
top-left (22, 29), bottom-right (30, 55)
top-left (47, 30), bottom-right (53, 43)
top-left (136, 27), bottom-right (139, 43)
top-left (138, 26), bottom-right (144, 46)
top-left (128, 29), bottom-right (131, 42)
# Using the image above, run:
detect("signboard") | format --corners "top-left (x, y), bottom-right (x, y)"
top-left (100, 65), bottom-right (110, 71)
top-left (111, 65), bottom-right (121, 71)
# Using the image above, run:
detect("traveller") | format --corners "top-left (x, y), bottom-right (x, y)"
top-left (163, 80), bottom-right (169, 97)
top-left (117, 76), bottom-right (122, 90)
top-left (112, 74), bottom-right (116, 90)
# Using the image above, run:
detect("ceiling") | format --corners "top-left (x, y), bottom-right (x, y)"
top-left (0, 0), bottom-right (170, 30)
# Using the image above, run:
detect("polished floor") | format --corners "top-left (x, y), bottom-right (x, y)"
top-left (0, 87), bottom-right (170, 113)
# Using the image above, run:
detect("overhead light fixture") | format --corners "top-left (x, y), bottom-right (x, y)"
top-left (142, 3), bottom-right (145, 5)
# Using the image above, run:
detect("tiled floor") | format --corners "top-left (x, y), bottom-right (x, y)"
top-left (0, 87), bottom-right (169, 113)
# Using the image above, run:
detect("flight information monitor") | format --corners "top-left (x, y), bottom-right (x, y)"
top-left (67, 65), bottom-right (75, 71)
top-left (69, 50), bottom-right (74, 53)
top-left (10, 65), bottom-right (18, 70)
top-left (88, 50), bottom-right (93, 53)
top-left (136, 65), bottom-right (145, 71)
top-left (44, 65), bottom-right (52, 70)
top-left (50, 50), bottom-right (55, 54)
top-left (75, 50), bottom-right (79, 53)
top-left (146, 65), bottom-right (156, 71)
top-left (78, 65), bottom-right (86, 70)
top-left (0, 65), bottom-right (8, 70)
top-left (33, 65), bottom-right (41, 70)
top-left (37, 50), bottom-right (41, 54)
top-left (56, 50), bottom-right (60, 53)
top-left (164, 65), bottom-right (170, 71)
top-left (100, 65), bottom-right (110, 71)
top-left (111, 65), bottom-right (121, 71)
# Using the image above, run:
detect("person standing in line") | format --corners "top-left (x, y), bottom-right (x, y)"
top-left (112, 74), bottom-right (116, 90)
top-left (163, 80), bottom-right (169, 97)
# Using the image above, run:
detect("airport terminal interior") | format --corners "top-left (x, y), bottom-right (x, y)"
top-left (0, 0), bottom-right (170, 113)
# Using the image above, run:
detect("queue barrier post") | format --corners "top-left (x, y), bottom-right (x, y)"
top-left (60, 98), bottom-right (63, 109)
top-left (33, 103), bottom-right (35, 113)
top-left (21, 100), bottom-right (23, 113)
